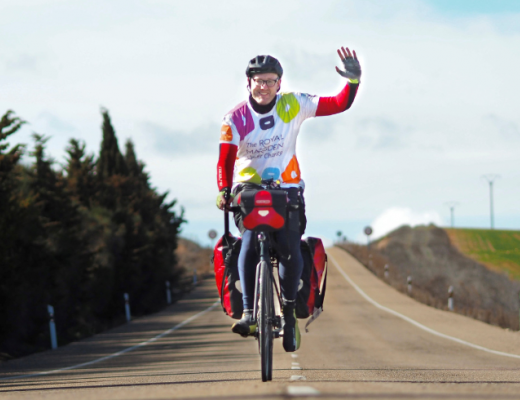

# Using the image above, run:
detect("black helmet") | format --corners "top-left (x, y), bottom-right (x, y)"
top-left (246, 55), bottom-right (283, 78)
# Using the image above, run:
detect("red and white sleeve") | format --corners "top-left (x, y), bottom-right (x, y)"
top-left (315, 81), bottom-right (359, 117)
top-left (217, 143), bottom-right (237, 191)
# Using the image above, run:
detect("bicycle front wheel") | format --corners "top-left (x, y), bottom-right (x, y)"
top-left (258, 260), bottom-right (273, 382)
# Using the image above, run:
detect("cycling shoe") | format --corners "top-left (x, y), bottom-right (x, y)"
top-left (282, 300), bottom-right (301, 352)
top-left (231, 309), bottom-right (256, 337)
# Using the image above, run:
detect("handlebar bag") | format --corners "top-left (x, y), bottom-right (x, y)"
top-left (236, 189), bottom-right (287, 232)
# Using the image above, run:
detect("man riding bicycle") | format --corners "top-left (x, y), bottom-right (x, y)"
top-left (216, 47), bottom-right (361, 352)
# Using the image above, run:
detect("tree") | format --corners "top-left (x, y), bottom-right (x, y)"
top-left (97, 108), bottom-right (127, 180)
top-left (125, 139), bottom-right (139, 177)
top-left (65, 139), bottom-right (97, 208)
top-left (0, 110), bottom-right (25, 201)
top-left (0, 113), bottom-right (50, 358)
top-left (0, 108), bottom-right (185, 360)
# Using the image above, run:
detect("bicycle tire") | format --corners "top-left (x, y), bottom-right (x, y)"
top-left (258, 260), bottom-right (273, 382)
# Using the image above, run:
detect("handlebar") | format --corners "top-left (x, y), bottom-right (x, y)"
top-left (227, 203), bottom-right (298, 212)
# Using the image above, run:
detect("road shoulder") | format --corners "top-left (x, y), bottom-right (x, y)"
top-left (328, 246), bottom-right (520, 357)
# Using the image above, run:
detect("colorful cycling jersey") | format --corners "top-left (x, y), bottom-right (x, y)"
top-left (220, 92), bottom-right (319, 187)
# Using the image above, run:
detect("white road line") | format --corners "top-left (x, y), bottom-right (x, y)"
top-left (292, 362), bottom-right (300, 366)
top-left (287, 386), bottom-right (319, 395)
top-left (291, 354), bottom-right (298, 358)
top-left (329, 253), bottom-right (520, 360)
top-left (1, 301), bottom-right (220, 381)
top-left (290, 375), bottom-right (307, 381)
top-left (291, 366), bottom-right (302, 370)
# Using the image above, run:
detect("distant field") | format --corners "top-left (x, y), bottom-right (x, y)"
top-left (445, 228), bottom-right (520, 281)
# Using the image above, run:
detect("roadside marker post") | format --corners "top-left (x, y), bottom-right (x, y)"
top-left (193, 269), bottom-right (197, 285)
top-left (47, 305), bottom-right (58, 350)
top-left (124, 293), bottom-right (131, 322)
top-left (364, 226), bottom-right (373, 267)
top-left (384, 264), bottom-right (389, 279)
top-left (448, 286), bottom-right (454, 311)
top-left (407, 276), bottom-right (412, 295)
top-left (166, 281), bottom-right (172, 305)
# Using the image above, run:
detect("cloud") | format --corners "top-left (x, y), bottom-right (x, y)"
top-left (3, 54), bottom-right (42, 73)
top-left (354, 117), bottom-right (411, 150)
top-left (484, 114), bottom-right (520, 140)
top-left (368, 207), bottom-right (444, 240)
top-left (279, 47), bottom-right (334, 84)
top-left (34, 111), bottom-right (78, 133)
top-left (139, 121), bottom-right (218, 156)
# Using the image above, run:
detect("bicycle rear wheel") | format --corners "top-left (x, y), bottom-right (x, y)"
top-left (258, 260), bottom-right (273, 382)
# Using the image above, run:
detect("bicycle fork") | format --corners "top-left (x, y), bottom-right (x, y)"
top-left (252, 232), bottom-right (282, 338)
top-left (252, 232), bottom-right (267, 325)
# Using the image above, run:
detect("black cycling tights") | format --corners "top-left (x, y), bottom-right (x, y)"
top-left (238, 190), bottom-right (303, 310)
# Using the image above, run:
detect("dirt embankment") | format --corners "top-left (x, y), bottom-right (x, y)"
top-left (176, 238), bottom-right (213, 284)
top-left (339, 225), bottom-right (520, 330)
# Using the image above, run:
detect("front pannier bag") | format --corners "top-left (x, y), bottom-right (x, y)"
top-left (295, 237), bottom-right (328, 331)
top-left (212, 234), bottom-right (243, 319)
top-left (296, 240), bottom-right (313, 319)
top-left (236, 190), bottom-right (288, 232)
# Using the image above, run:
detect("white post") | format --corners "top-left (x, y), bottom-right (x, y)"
top-left (193, 269), bottom-right (197, 285)
top-left (47, 305), bottom-right (58, 350)
top-left (384, 264), bottom-right (389, 279)
top-left (166, 281), bottom-right (172, 305)
top-left (407, 276), bottom-right (412, 295)
top-left (124, 293), bottom-right (131, 322)
top-left (448, 286), bottom-right (454, 311)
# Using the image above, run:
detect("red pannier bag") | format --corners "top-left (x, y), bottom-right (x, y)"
top-left (212, 234), bottom-right (243, 319)
top-left (295, 237), bottom-right (328, 331)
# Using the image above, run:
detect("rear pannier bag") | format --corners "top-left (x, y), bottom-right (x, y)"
top-left (295, 237), bottom-right (328, 331)
top-left (212, 234), bottom-right (243, 319)
top-left (236, 189), bottom-right (287, 232)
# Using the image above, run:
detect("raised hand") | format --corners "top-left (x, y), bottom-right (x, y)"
top-left (335, 46), bottom-right (361, 81)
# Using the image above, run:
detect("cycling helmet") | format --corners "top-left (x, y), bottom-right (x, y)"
top-left (246, 55), bottom-right (283, 78)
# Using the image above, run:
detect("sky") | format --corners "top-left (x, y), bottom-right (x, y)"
top-left (1, 0), bottom-right (519, 246)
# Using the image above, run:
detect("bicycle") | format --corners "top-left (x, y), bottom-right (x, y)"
top-left (225, 180), bottom-right (297, 382)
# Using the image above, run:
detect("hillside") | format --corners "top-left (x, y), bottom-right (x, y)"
top-left (176, 238), bottom-right (213, 281)
top-left (339, 225), bottom-right (520, 330)
top-left (445, 228), bottom-right (520, 281)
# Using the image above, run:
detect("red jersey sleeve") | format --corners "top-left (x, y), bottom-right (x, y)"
top-left (217, 143), bottom-right (237, 191)
top-left (315, 81), bottom-right (359, 117)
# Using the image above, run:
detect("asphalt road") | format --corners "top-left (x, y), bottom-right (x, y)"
top-left (2, 246), bottom-right (520, 399)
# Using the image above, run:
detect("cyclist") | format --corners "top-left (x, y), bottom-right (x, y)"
top-left (216, 47), bottom-right (361, 352)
